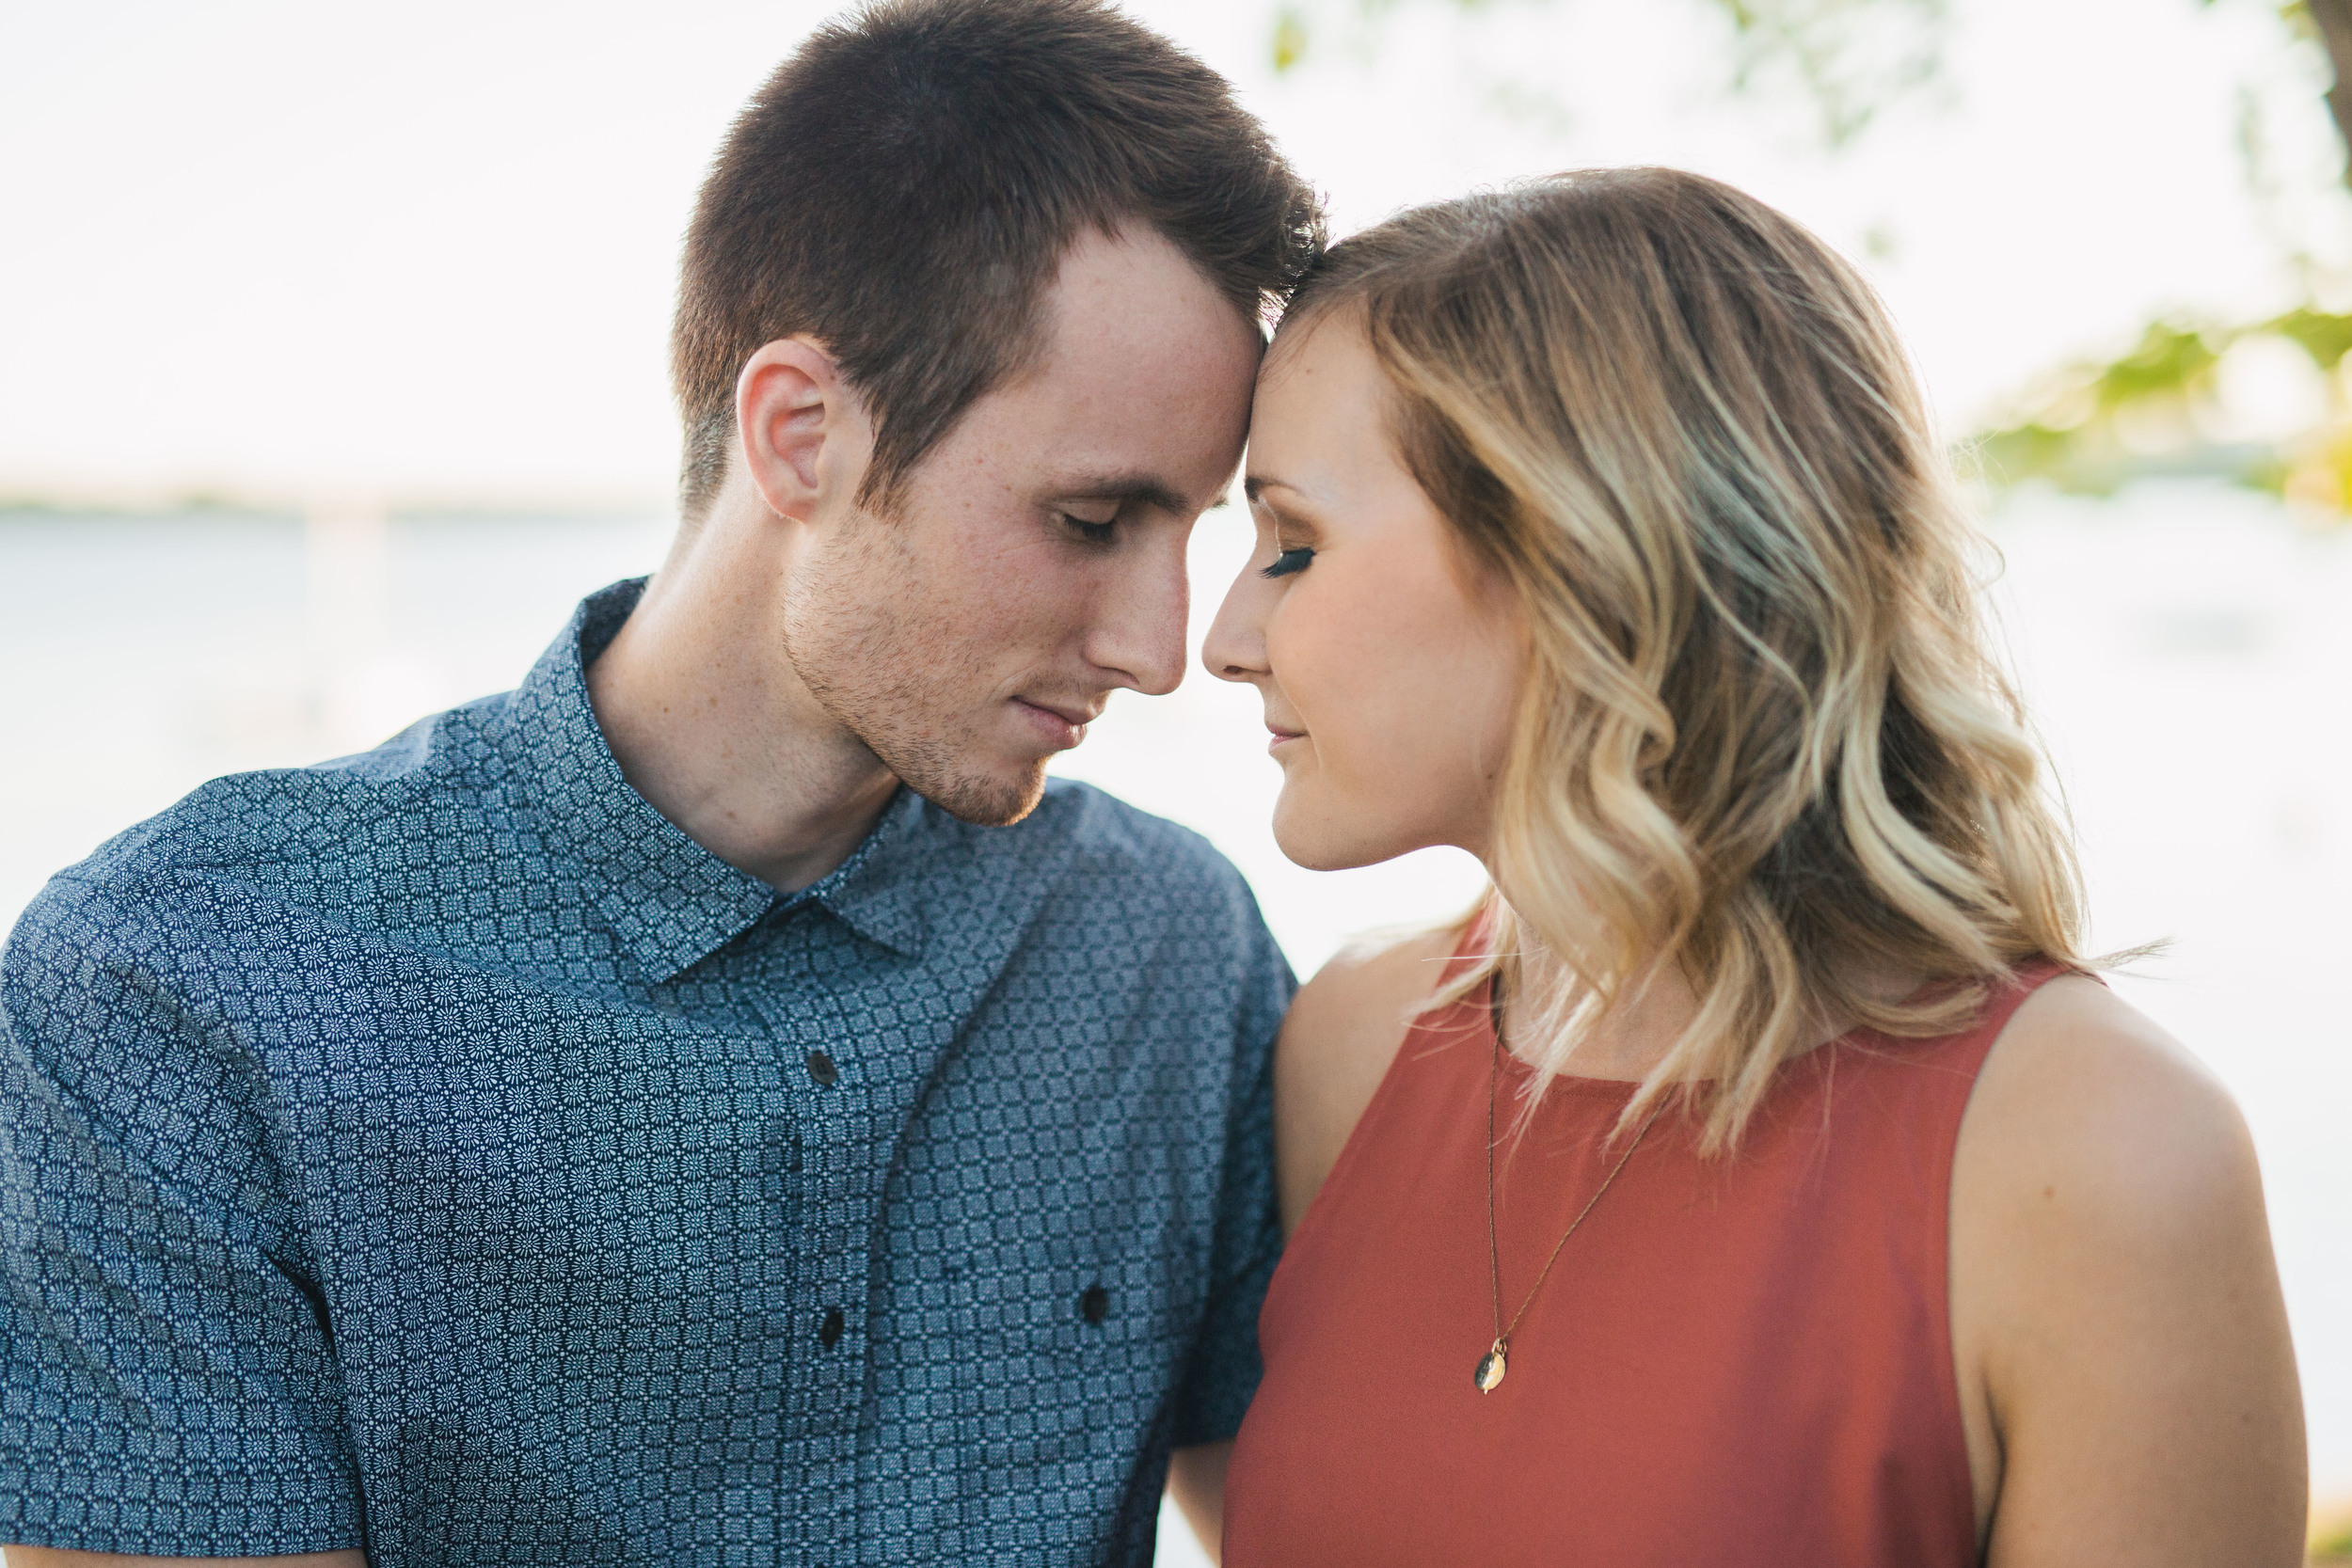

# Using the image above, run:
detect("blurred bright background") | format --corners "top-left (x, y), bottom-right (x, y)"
top-left (4, 0), bottom-right (2350, 1559)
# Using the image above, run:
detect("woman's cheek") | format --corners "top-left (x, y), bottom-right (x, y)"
top-left (1271, 600), bottom-right (1347, 741)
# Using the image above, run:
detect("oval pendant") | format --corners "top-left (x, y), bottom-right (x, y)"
top-left (1474, 1344), bottom-right (1507, 1393)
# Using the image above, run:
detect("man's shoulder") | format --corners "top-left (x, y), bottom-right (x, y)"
top-left (28, 691), bottom-right (518, 925)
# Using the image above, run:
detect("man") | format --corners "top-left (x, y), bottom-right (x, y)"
top-left (0, 3), bottom-right (1324, 1562)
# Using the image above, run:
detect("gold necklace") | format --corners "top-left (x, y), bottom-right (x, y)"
top-left (1476, 1026), bottom-right (1665, 1394)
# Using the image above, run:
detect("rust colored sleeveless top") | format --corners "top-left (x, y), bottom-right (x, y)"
top-left (1224, 941), bottom-right (2063, 1567)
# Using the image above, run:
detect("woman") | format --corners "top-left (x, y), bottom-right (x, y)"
top-left (1200, 169), bottom-right (2306, 1564)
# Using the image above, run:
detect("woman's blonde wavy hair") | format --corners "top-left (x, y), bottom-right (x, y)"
top-left (1283, 167), bottom-right (2088, 1154)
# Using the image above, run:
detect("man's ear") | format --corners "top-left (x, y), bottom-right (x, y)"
top-left (735, 336), bottom-right (874, 524)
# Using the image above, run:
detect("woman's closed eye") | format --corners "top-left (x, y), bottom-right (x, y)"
top-left (1262, 546), bottom-right (1315, 579)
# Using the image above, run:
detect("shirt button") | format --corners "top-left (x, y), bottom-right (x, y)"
top-left (819, 1307), bottom-right (846, 1348)
top-left (1080, 1285), bottom-right (1110, 1325)
top-left (806, 1050), bottom-right (839, 1087)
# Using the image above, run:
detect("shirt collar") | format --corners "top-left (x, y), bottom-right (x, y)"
top-left (500, 578), bottom-right (929, 983)
top-left (792, 786), bottom-right (931, 958)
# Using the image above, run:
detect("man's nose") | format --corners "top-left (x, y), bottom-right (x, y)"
top-left (1089, 539), bottom-right (1192, 696)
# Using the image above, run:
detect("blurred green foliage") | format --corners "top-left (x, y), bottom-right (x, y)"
top-left (1275, 0), bottom-right (2352, 515)
top-left (1268, 0), bottom-right (1946, 151)
top-left (1713, 0), bottom-right (1947, 147)
top-left (1980, 0), bottom-right (2352, 513)
top-left (1273, 6), bottom-right (1311, 71)
top-left (1970, 311), bottom-right (2352, 512)
top-left (2273, 303), bottom-right (2352, 366)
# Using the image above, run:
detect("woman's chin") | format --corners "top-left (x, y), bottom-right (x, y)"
top-left (1270, 792), bottom-right (1414, 873)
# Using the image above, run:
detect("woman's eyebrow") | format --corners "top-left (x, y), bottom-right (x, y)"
top-left (1243, 475), bottom-right (1310, 504)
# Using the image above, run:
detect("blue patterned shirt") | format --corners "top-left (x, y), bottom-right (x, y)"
top-left (0, 578), bottom-right (1291, 1566)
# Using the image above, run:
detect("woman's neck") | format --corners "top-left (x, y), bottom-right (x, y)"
top-left (1500, 946), bottom-right (1701, 1082)
top-left (1499, 932), bottom-right (1926, 1083)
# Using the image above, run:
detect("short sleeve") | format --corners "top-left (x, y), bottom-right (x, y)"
top-left (1168, 897), bottom-right (1295, 1449)
top-left (0, 877), bottom-right (363, 1556)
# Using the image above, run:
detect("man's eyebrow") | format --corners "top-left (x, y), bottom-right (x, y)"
top-left (1055, 473), bottom-right (1196, 515)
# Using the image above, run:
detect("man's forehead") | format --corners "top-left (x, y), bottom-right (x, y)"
top-left (1032, 230), bottom-right (1263, 378)
top-left (946, 367), bottom-right (1242, 511)
top-left (941, 230), bottom-right (1258, 515)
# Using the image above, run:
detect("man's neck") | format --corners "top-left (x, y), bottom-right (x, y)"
top-left (584, 521), bottom-right (899, 895)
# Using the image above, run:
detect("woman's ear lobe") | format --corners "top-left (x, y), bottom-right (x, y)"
top-left (735, 337), bottom-right (866, 524)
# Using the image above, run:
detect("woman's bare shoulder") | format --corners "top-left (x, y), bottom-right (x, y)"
top-left (1958, 974), bottom-right (2261, 1242)
top-left (1954, 974), bottom-right (2273, 1340)
top-left (1271, 925), bottom-right (1463, 1236)
top-left (1950, 974), bottom-right (2305, 1564)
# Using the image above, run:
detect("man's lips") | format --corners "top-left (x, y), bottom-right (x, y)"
top-left (1012, 697), bottom-right (1100, 751)
top-left (1021, 698), bottom-right (1098, 728)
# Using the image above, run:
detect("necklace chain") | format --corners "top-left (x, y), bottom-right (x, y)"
top-left (1484, 1008), bottom-right (1664, 1377)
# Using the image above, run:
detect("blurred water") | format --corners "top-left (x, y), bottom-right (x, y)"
top-left (0, 486), bottom-right (2346, 1549)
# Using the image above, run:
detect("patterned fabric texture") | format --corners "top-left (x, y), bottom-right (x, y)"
top-left (0, 578), bottom-right (1293, 1566)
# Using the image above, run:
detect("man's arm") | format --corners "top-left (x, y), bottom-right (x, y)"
top-left (0, 880), bottom-right (366, 1560)
top-left (6, 1549), bottom-right (366, 1567)
top-left (1166, 1441), bottom-right (1232, 1563)
top-left (1156, 873), bottom-right (1295, 1565)
top-left (1160, 927), bottom-right (1459, 1563)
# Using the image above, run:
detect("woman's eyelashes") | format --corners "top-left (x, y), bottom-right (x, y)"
top-left (1261, 545), bottom-right (1315, 579)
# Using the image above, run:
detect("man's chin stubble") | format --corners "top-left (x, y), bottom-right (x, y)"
top-left (782, 620), bottom-right (1051, 826)
top-left (854, 717), bottom-right (1050, 827)
top-left (911, 759), bottom-right (1050, 828)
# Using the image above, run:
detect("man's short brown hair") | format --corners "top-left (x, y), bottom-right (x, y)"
top-left (671, 0), bottom-right (1327, 517)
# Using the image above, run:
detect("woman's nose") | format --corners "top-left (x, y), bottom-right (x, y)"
top-left (1202, 564), bottom-right (1274, 685)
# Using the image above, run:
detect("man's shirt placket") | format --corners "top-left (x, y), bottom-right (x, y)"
top-left (730, 913), bottom-right (887, 1562)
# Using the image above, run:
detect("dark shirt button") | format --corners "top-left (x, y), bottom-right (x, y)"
top-left (820, 1307), bottom-right (846, 1348)
top-left (1080, 1285), bottom-right (1109, 1325)
top-left (806, 1050), bottom-right (839, 1087)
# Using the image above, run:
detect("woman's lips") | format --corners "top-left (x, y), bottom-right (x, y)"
top-left (1265, 723), bottom-right (1306, 755)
